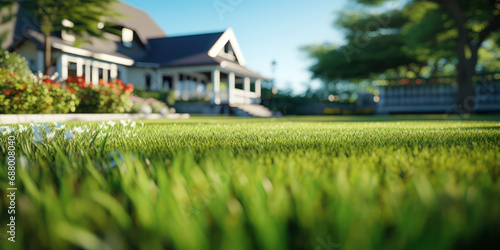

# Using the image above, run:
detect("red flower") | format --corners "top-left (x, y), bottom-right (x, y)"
top-left (4, 89), bottom-right (12, 95)
top-left (126, 83), bottom-right (134, 92)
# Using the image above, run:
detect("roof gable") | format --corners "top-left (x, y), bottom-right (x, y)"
top-left (208, 28), bottom-right (246, 66)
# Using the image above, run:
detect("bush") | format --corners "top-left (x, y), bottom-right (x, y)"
top-left (0, 70), bottom-right (83, 114)
top-left (66, 77), bottom-right (134, 113)
top-left (0, 69), bottom-right (51, 113)
top-left (0, 51), bottom-right (33, 78)
top-left (41, 76), bottom-right (80, 113)
top-left (129, 95), bottom-right (169, 114)
top-left (135, 89), bottom-right (176, 106)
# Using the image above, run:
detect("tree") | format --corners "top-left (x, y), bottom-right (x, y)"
top-left (305, 0), bottom-right (500, 113)
top-left (17, 0), bottom-right (119, 74)
top-left (0, 1), bottom-right (15, 50)
top-left (408, 0), bottom-right (500, 113)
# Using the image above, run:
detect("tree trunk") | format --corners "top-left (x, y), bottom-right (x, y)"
top-left (44, 29), bottom-right (51, 75)
top-left (455, 57), bottom-right (476, 114)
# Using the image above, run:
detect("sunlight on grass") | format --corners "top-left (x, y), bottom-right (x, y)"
top-left (1, 116), bottom-right (500, 250)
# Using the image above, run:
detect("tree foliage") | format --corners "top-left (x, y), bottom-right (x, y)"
top-left (15, 0), bottom-right (120, 73)
top-left (305, 0), bottom-right (500, 101)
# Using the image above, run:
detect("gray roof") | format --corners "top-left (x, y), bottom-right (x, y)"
top-left (142, 32), bottom-right (224, 67)
top-left (0, 1), bottom-right (164, 60)
top-left (109, 2), bottom-right (166, 45)
top-left (0, 2), bottom-right (266, 79)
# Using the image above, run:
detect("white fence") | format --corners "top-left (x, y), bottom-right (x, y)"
top-left (378, 84), bottom-right (500, 113)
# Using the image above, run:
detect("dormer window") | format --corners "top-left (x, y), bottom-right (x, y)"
top-left (61, 19), bottom-right (75, 43)
top-left (122, 28), bottom-right (133, 48)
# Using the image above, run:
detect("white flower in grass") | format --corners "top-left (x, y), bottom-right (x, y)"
top-left (55, 123), bottom-right (65, 130)
top-left (120, 120), bottom-right (128, 127)
top-left (141, 123), bottom-right (144, 127)
top-left (30, 121), bottom-right (35, 126)
top-left (103, 126), bottom-right (109, 130)
top-left (33, 133), bottom-right (43, 143)
top-left (74, 127), bottom-right (85, 133)
top-left (131, 121), bottom-right (136, 127)
top-left (107, 121), bottom-right (116, 127)
top-left (133, 133), bottom-right (137, 137)
top-left (65, 130), bottom-right (74, 140)
top-left (18, 125), bottom-right (27, 132)
top-left (99, 123), bottom-right (104, 129)
top-left (46, 131), bottom-right (56, 141)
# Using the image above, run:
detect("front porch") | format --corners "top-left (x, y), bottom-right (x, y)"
top-left (152, 65), bottom-right (263, 106)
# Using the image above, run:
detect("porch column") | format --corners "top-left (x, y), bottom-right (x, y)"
top-left (182, 75), bottom-right (189, 101)
top-left (173, 74), bottom-right (180, 98)
top-left (244, 77), bottom-right (251, 104)
top-left (103, 67), bottom-right (109, 82)
top-left (255, 79), bottom-right (262, 97)
top-left (212, 69), bottom-right (221, 104)
top-left (37, 51), bottom-right (44, 73)
top-left (110, 64), bottom-right (118, 79)
top-left (85, 60), bottom-right (92, 83)
top-left (196, 79), bottom-right (203, 98)
top-left (92, 61), bottom-right (99, 85)
top-left (228, 72), bottom-right (235, 105)
top-left (59, 55), bottom-right (67, 80)
top-left (76, 59), bottom-right (84, 77)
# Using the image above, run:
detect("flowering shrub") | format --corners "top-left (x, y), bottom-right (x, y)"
top-left (0, 51), bottom-right (33, 78)
top-left (0, 69), bottom-right (52, 114)
top-left (66, 76), bottom-right (134, 113)
top-left (129, 95), bottom-right (169, 114)
top-left (41, 76), bottom-right (80, 113)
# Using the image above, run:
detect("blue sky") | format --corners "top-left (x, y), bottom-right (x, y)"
top-left (122, 0), bottom-right (348, 94)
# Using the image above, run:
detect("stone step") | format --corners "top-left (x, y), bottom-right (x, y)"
top-left (231, 104), bottom-right (273, 117)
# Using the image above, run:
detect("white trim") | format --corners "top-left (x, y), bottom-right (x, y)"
top-left (208, 28), bottom-right (246, 66)
top-left (93, 53), bottom-right (134, 66)
top-left (52, 43), bottom-right (134, 66)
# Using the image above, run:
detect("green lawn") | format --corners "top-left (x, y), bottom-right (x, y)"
top-left (1, 115), bottom-right (500, 250)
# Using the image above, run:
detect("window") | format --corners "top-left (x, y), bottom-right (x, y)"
top-left (98, 68), bottom-right (104, 80)
top-left (68, 62), bottom-right (77, 78)
top-left (163, 76), bottom-right (173, 90)
top-left (122, 28), bottom-right (134, 48)
top-left (145, 74), bottom-right (151, 90)
top-left (61, 19), bottom-right (75, 42)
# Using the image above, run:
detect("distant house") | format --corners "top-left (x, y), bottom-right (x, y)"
top-left (0, 2), bottom-right (269, 112)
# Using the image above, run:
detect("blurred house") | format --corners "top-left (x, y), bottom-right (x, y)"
top-left (0, 2), bottom-right (271, 117)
